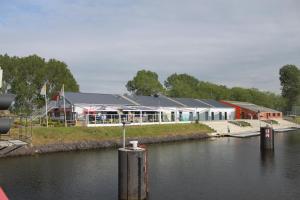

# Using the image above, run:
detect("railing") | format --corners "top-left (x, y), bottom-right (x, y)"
top-left (86, 114), bottom-right (168, 125)
top-left (84, 112), bottom-right (235, 126)
top-left (31, 101), bottom-right (58, 120)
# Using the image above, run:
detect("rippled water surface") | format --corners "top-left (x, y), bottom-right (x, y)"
top-left (1, 130), bottom-right (300, 200)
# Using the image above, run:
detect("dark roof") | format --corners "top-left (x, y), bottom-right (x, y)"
top-left (65, 92), bottom-right (134, 105)
top-left (199, 99), bottom-right (233, 108)
top-left (223, 101), bottom-right (280, 113)
top-left (64, 92), bottom-right (234, 109)
top-left (125, 95), bottom-right (183, 107)
top-left (173, 98), bottom-right (211, 108)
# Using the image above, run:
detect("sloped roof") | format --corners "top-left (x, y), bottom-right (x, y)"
top-left (173, 98), bottom-right (211, 108)
top-left (125, 95), bottom-right (184, 107)
top-left (63, 92), bottom-right (234, 109)
top-left (223, 101), bottom-right (280, 113)
top-left (200, 99), bottom-right (233, 108)
top-left (65, 92), bottom-right (134, 105)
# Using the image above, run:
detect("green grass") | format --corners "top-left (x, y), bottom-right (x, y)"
top-left (262, 120), bottom-right (279, 125)
top-left (292, 116), bottom-right (300, 124)
top-left (15, 123), bottom-right (213, 146)
top-left (229, 121), bottom-right (251, 127)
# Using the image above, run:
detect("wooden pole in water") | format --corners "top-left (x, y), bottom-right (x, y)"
top-left (118, 141), bottom-right (148, 200)
top-left (260, 126), bottom-right (274, 151)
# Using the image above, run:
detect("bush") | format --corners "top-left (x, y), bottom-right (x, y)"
top-left (262, 120), bottom-right (278, 125)
top-left (229, 121), bottom-right (251, 127)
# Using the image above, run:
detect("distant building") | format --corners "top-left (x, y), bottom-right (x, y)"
top-left (47, 92), bottom-right (235, 127)
top-left (220, 100), bottom-right (282, 120)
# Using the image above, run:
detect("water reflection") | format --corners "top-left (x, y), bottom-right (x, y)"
top-left (0, 131), bottom-right (300, 200)
top-left (260, 150), bottom-right (275, 170)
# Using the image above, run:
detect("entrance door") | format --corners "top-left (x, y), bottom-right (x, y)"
top-left (171, 112), bottom-right (175, 122)
top-left (205, 112), bottom-right (209, 121)
top-left (179, 112), bottom-right (183, 121)
top-left (189, 112), bottom-right (193, 121)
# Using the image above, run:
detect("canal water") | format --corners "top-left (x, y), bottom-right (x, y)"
top-left (1, 130), bottom-right (300, 200)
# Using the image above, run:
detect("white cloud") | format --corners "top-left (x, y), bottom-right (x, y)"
top-left (0, 0), bottom-right (300, 94)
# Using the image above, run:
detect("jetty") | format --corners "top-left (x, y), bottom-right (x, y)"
top-left (0, 140), bottom-right (27, 156)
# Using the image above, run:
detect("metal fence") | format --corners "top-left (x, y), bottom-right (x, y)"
top-left (86, 114), bottom-right (163, 125)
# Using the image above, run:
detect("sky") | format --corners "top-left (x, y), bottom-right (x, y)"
top-left (0, 0), bottom-right (300, 94)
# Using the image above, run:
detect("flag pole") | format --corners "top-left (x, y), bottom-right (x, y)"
top-left (63, 84), bottom-right (67, 127)
top-left (45, 86), bottom-right (48, 128)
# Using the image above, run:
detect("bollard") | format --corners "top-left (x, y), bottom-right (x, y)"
top-left (260, 126), bottom-right (274, 150)
top-left (118, 141), bottom-right (148, 200)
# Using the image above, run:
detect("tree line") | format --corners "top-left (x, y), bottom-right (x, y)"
top-left (126, 66), bottom-right (300, 112)
top-left (0, 54), bottom-right (79, 114)
top-left (1, 53), bottom-right (299, 114)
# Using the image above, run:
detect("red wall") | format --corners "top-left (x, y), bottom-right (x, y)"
top-left (220, 100), bottom-right (282, 120)
top-left (219, 100), bottom-right (240, 119)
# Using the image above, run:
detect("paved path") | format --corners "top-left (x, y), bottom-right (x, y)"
top-left (204, 119), bottom-right (300, 136)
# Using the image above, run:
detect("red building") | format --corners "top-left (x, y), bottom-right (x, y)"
top-left (220, 100), bottom-right (282, 120)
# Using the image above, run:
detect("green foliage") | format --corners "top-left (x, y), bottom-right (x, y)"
top-left (165, 73), bottom-right (199, 98)
top-left (262, 120), bottom-right (279, 125)
top-left (279, 64), bottom-right (300, 110)
top-left (292, 116), bottom-right (300, 124)
top-left (0, 54), bottom-right (79, 114)
top-left (126, 70), bottom-right (164, 95)
top-left (163, 73), bottom-right (285, 110)
top-left (229, 121), bottom-right (251, 127)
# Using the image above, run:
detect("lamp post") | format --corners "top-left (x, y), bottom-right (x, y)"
top-left (258, 110), bottom-right (261, 128)
top-left (122, 121), bottom-right (131, 148)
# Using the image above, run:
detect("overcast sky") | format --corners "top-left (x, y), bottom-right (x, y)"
top-left (1, 0), bottom-right (300, 94)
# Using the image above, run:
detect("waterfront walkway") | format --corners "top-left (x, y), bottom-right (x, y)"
top-left (204, 119), bottom-right (300, 137)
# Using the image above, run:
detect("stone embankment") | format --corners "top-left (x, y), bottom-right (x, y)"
top-left (1, 133), bottom-right (210, 158)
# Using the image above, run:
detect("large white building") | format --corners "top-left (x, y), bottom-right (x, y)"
top-left (49, 92), bottom-right (235, 127)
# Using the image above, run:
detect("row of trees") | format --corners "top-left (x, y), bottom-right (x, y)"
top-left (126, 70), bottom-right (287, 111)
top-left (0, 54), bottom-right (79, 114)
top-left (2, 53), bottom-right (298, 113)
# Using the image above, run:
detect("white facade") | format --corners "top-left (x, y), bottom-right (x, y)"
top-left (53, 92), bottom-right (236, 127)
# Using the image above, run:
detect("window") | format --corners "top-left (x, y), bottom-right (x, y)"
top-left (224, 112), bottom-right (227, 120)
top-left (219, 112), bottom-right (222, 120)
top-left (211, 112), bottom-right (214, 120)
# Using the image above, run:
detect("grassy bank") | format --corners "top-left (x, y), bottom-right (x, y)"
top-left (293, 116), bottom-right (300, 124)
top-left (25, 123), bottom-right (213, 146)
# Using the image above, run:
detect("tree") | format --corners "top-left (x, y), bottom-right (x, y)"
top-left (126, 70), bottom-right (164, 95)
top-left (165, 73), bottom-right (199, 98)
top-left (279, 64), bottom-right (300, 110)
top-left (0, 54), bottom-right (79, 114)
top-left (126, 71), bottom-right (286, 111)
